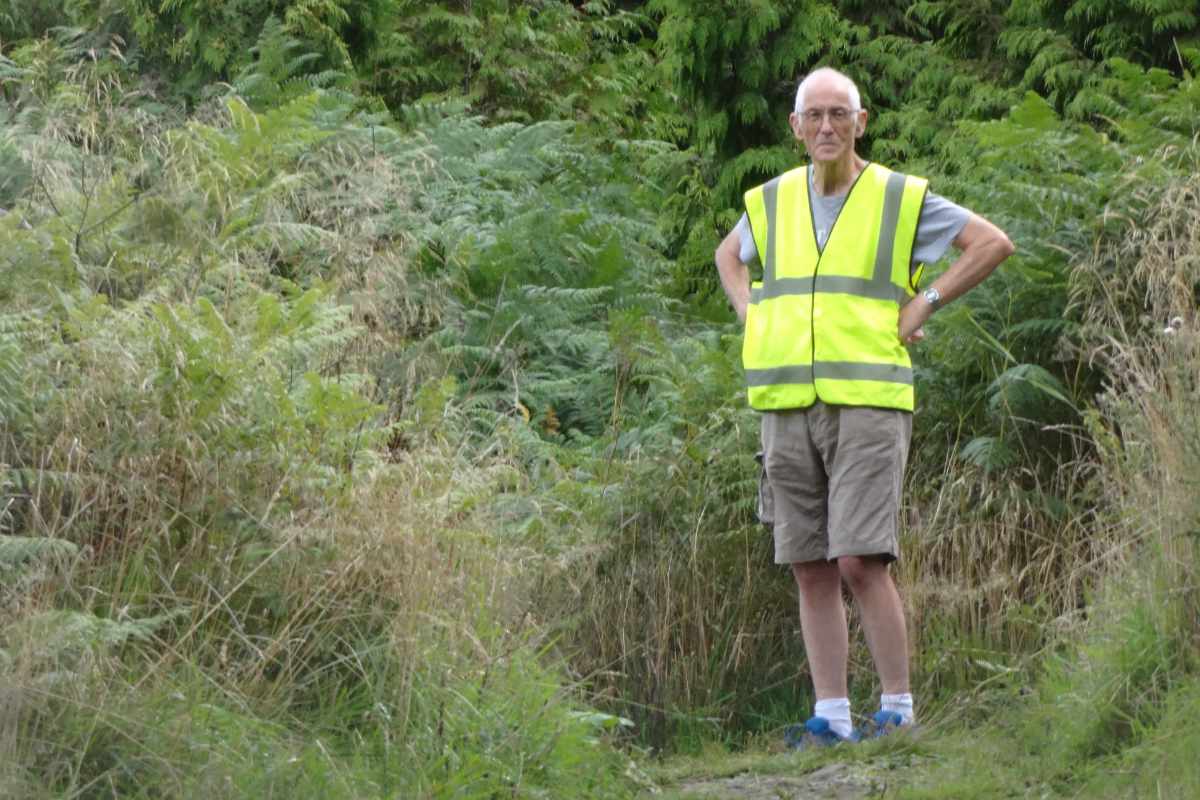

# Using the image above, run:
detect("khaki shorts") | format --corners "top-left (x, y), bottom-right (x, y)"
top-left (760, 403), bottom-right (911, 565)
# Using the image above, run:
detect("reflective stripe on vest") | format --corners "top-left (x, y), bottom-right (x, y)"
top-left (741, 163), bottom-right (928, 411)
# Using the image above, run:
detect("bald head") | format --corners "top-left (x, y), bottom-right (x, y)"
top-left (794, 67), bottom-right (862, 114)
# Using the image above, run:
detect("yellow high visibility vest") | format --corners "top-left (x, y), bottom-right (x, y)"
top-left (742, 163), bottom-right (928, 411)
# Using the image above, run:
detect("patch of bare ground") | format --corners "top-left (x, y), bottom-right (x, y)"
top-left (673, 761), bottom-right (882, 799)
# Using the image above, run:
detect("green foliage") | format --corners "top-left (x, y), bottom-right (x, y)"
top-left (0, 535), bottom-right (77, 569)
top-left (4, 281), bottom-right (381, 549)
top-left (1082, 681), bottom-right (1200, 797)
top-left (906, 0), bottom-right (1009, 59)
top-left (401, 637), bottom-right (642, 798)
top-left (1037, 600), bottom-right (1180, 759)
top-left (39, 0), bottom-right (662, 130)
top-left (0, 536), bottom-right (79, 607)
top-left (7, 635), bottom-right (642, 799)
top-left (1008, 0), bottom-right (1198, 67)
top-left (999, 20), bottom-right (1099, 106)
top-left (10, 682), bottom-right (384, 797)
top-left (231, 16), bottom-right (345, 109)
top-left (0, 0), bottom-right (70, 41)
top-left (0, 33), bottom-right (390, 559)
top-left (649, 0), bottom-right (833, 297)
top-left (0, 313), bottom-right (33, 437)
top-left (0, 32), bottom-right (649, 795)
top-left (900, 122), bottom-right (1200, 800)
top-left (650, 0), bottom-right (845, 185)
top-left (112, 0), bottom-right (361, 90)
top-left (914, 73), bottom-right (1198, 480)
top-left (6, 608), bottom-right (186, 671)
top-left (994, 0), bottom-right (1197, 117)
top-left (367, 0), bottom-right (658, 130)
top-left (381, 90), bottom-right (824, 746)
top-left (404, 109), bottom-right (676, 436)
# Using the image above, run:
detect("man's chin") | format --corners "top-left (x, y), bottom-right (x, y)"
top-left (810, 150), bottom-right (844, 164)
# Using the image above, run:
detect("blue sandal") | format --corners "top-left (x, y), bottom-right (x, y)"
top-left (784, 716), bottom-right (862, 749)
top-left (868, 709), bottom-right (910, 738)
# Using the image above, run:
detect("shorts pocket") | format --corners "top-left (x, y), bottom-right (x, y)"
top-left (755, 450), bottom-right (774, 528)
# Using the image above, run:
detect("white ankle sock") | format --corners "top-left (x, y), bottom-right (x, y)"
top-left (880, 692), bottom-right (914, 725)
top-left (814, 697), bottom-right (853, 739)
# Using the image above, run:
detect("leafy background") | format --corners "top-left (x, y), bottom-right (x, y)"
top-left (1, 1), bottom-right (1199, 797)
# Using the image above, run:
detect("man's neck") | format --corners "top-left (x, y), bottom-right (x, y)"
top-left (810, 155), bottom-right (866, 196)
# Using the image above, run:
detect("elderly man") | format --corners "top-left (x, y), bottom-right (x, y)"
top-left (714, 67), bottom-right (1013, 744)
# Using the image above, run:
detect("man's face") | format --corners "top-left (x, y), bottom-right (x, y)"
top-left (788, 77), bottom-right (866, 164)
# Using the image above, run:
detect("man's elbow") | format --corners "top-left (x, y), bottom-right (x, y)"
top-left (979, 228), bottom-right (1014, 271)
top-left (995, 230), bottom-right (1015, 261)
top-left (715, 233), bottom-right (737, 268)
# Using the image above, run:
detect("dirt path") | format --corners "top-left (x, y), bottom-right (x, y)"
top-left (671, 761), bottom-right (885, 799)
top-left (653, 747), bottom-right (924, 799)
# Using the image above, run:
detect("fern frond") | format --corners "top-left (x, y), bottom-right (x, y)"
top-left (0, 536), bottom-right (79, 570)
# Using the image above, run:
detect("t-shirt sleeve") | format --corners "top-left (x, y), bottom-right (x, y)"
top-left (913, 191), bottom-right (970, 266)
top-left (735, 213), bottom-right (760, 266)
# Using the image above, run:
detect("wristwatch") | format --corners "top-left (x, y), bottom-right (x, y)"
top-left (922, 286), bottom-right (942, 311)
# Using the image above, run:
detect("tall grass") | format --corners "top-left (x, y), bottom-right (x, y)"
top-left (0, 39), bottom-right (641, 796)
top-left (895, 172), bottom-right (1200, 798)
top-left (898, 449), bottom-right (1103, 699)
top-left (1079, 172), bottom-right (1200, 662)
top-left (0, 437), bottom-right (642, 797)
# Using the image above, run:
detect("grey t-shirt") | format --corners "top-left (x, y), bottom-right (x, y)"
top-left (734, 167), bottom-right (969, 268)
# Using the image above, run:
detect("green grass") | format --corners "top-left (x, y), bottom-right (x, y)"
top-left (649, 673), bottom-right (1200, 799)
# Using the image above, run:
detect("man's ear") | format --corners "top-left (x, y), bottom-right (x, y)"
top-left (854, 109), bottom-right (868, 139)
top-left (788, 111), bottom-right (804, 140)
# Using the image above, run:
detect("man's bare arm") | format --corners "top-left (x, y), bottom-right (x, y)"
top-left (715, 228), bottom-right (751, 323)
top-left (898, 213), bottom-right (1014, 342)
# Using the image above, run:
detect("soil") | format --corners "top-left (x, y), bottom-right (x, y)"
top-left (673, 761), bottom-right (884, 799)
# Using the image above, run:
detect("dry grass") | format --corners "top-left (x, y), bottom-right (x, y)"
top-left (1081, 173), bottom-right (1200, 639)
top-left (0, 423), bottom-right (614, 794)
top-left (566, 523), bottom-right (798, 745)
top-left (900, 451), bottom-right (1104, 674)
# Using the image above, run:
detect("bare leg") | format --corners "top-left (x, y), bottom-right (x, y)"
top-left (791, 560), bottom-right (849, 700)
top-left (838, 556), bottom-right (909, 694)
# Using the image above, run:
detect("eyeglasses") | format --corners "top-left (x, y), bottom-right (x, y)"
top-left (799, 107), bottom-right (858, 125)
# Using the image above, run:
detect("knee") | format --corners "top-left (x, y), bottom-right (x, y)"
top-left (791, 561), bottom-right (839, 593)
top-left (837, 556), bottom-right (885, 594)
